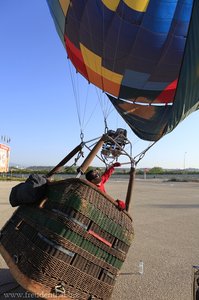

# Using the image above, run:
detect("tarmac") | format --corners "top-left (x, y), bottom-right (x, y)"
top-left (0, 179), bottom-right (199, 300)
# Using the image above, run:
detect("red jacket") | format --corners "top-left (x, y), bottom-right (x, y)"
top-left (96, 166), bottom-right (114, 193)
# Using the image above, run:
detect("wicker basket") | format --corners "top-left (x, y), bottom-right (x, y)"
top-left (0, 178), bottom-right (134, 300)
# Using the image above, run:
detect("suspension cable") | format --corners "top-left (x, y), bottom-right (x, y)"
top-left (68, 61), bottom-right (82, 130)
top-left (134, 140), bottom-right (158, 165)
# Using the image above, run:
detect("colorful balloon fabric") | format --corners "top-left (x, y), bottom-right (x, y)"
top-left (46, 0), bottom-right (199, 141)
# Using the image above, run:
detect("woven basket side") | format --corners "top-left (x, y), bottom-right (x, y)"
top-left (0, 178), bottom-right (134, 300)
top-left (47, 179), bottom-right (133, 230)
top-left (10, 213), bottom-right (119, 275)
top-left (16, 206), bottom-right (124, 269)
top-left (0, 220), bottom-right (114, 300)
top-left (46, 180), bottom-right (134, 244)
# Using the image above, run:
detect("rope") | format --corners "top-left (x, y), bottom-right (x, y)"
top-left (134, 140), bottom-right (158, 165)
top-left (68, 61), bottom-right (82, 130)
top-left (67, 60), bottom-right (100, 139)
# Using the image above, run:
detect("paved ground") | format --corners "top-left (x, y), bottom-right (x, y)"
top-left (0, 179), bottom-right (199, 299)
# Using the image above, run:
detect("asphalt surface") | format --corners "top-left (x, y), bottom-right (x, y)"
top-left (0, 179), bottom-right (199, 299)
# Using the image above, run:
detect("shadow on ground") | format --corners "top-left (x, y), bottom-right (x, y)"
top-left (0, 269), bottom-right (42, 300)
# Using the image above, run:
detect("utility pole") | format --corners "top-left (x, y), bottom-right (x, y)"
top-left (184, 152), bottom-right (187, 171)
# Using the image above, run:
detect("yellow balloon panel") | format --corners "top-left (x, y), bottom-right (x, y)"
top-left (101, 0), bottom-right (120, 11)
top-left (124, 0), bottom-right (150, 12)
top-left (59, 0), bottom-right (70, 16)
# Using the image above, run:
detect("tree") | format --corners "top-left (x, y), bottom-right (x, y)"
top-left (149, 167), bottom-right (164, 174)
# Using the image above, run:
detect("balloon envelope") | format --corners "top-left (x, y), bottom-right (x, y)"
top-left (46, 0), bottom-right (199, 141)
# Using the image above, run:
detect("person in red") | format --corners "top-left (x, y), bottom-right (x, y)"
top-left (85, 162), bottom-right (121, 193)
top-left (85, 162), bottom-right (126, 210)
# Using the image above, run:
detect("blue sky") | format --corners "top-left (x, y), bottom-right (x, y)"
top-left (0, 0), bottom-right (199, 169)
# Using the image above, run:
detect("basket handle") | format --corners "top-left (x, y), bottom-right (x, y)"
top-left (125, 166), bottom-right (135, 211)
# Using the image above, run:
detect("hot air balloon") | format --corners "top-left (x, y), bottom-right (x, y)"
top-left (46, 0), bottom-right (199, 142)
top-left (0, 1), bottom-right (198, 299)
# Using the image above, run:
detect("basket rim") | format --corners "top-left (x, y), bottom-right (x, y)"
top-left (47, 178), bottom-right (132, 220)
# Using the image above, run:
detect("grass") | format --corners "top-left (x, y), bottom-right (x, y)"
top-left (0, 176), bottom-right (25, 182)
